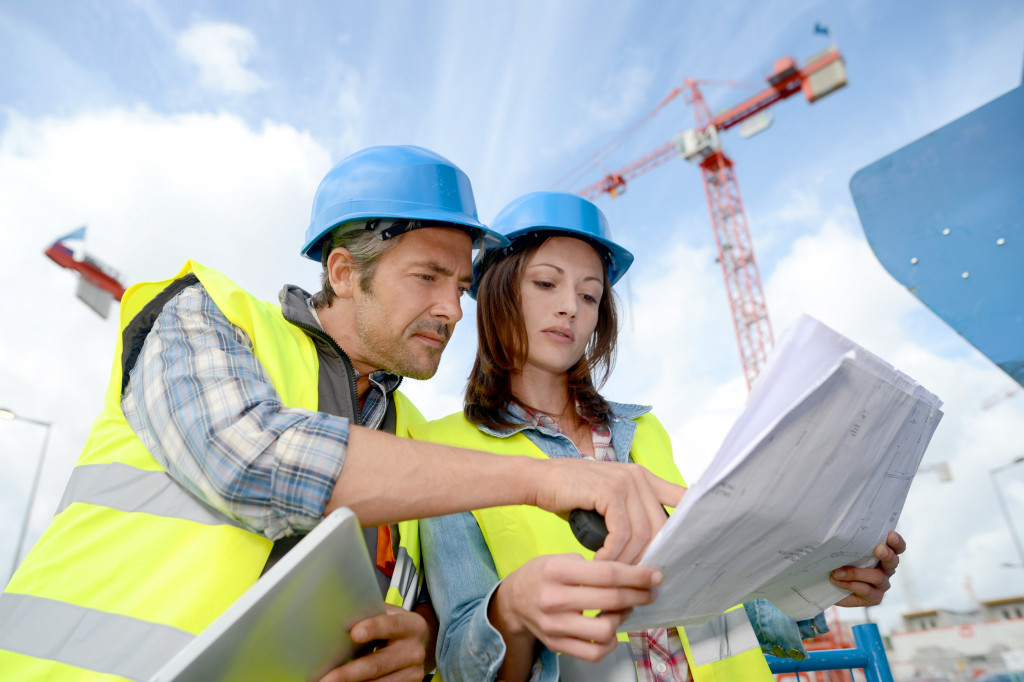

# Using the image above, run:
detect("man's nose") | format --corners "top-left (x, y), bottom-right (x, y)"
top-left (433, 284), bottom-right (464, 323)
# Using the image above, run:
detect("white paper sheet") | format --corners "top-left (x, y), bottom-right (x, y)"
top-left (621, 315), bottom-right (943, 631)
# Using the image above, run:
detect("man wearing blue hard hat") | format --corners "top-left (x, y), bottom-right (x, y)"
top-left (1, 145), bottom-right (684, 682)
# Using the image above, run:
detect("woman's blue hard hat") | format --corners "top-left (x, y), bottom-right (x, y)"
top-left (472, 191), bottom-right (634, 297)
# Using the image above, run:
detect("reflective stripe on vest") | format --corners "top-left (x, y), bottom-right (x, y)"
top-left (0, 593), bottom-right (193, 682)
top-left (684, 608), bottom-right (760, 667)
top-left (55, 462), bottom-right (240, 526)
top-left (410, 413), bottom-right (774, 682)
top-left (557, 641), bottom-right (636, 682)
top-left (386, 545), bottom-right (419, 610)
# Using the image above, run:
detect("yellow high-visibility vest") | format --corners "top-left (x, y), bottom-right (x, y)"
top-left (0, 260), bottom-right (423, 681)
top-left (411, 412), bottom-right (773, 682)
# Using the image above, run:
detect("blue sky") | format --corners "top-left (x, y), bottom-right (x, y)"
top-left (2, 0), bottom-right (1023, 635)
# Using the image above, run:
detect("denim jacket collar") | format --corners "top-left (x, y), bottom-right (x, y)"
top-left (476, 400), bottom-right (652, 440)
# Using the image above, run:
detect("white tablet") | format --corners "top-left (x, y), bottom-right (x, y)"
top-left (151, 507), bottom-right (386, 682)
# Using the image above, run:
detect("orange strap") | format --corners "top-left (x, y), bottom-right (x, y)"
top-left (376, 525), bottom-right (396, 577)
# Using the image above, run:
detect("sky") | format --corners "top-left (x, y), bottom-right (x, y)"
top-left (2, 0), bottom-right (1023, 637)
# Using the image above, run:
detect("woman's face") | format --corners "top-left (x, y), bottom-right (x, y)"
top-left (518, 236), bottom-right (605, 378)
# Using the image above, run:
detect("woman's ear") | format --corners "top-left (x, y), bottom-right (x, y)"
top-left (326, 247), bottom-right (358, 300)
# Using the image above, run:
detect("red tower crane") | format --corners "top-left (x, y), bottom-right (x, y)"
top-left (571, 46), bottom-right (848, 388)
top-left (43, 226), bottom-right (127, 319)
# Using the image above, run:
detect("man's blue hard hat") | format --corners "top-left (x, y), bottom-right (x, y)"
top-left (472, 191), bottom-right (634, 297)
top-left (301, 145), bottom-right (508, 260)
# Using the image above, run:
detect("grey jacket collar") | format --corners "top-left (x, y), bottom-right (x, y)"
top-left (279, 284), bottom-right (321, 330)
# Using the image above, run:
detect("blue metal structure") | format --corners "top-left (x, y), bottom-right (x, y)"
top-left (766, 623), bottom-right (894, 682)
top-left (850, 84), bottom-right (1024, 387)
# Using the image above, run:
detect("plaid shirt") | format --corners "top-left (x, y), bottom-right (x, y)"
top-left (520, 406), bottom-right (692, 682)
top-left (121, 281), bottom-right (400, 540)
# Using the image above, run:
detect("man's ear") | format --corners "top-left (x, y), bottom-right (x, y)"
top-left (326, 247), bottom-right (359, 300)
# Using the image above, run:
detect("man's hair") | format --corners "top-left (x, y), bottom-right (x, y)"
top-left (465, 237), bottom-right (619, 431)
top-left (310, 221), bottom-right (405, 308)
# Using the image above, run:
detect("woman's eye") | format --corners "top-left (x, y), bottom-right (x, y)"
top-left (581, 293), bottom-right (599, 304)
top-left (533, 280), bottom-right (554, 289)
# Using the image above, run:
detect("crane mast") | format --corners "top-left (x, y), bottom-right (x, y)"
top-left (680, 80), bottom-right (773, 389)
top-left (576, 46), bottom-right (847, 389)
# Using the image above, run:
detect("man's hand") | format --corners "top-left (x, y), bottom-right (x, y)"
top-left (831, 531), bottom-right (907, 608)
top-left (318, 605), bottom-right (428, 682)
top-left (490, 554), bottom-right (663, 680)
top-left (330, 429), bottom-right (684, 559)
top-left (533, 459), bottom-right (685, 564)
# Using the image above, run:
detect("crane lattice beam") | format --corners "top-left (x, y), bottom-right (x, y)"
top-left (699, 151), bottom-right (773, 388)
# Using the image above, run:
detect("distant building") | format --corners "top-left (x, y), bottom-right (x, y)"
top-left (887, 597), bottom-right (1024, 680)
top-left (902, 607), bottom-right (977, 632)
top-left (981, 596), bottom-right (1024, 623)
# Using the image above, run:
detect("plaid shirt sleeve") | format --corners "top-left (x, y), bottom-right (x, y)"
top-left (121, 282), bottom-right (349, 540)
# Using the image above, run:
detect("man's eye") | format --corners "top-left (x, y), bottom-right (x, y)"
top-left (418, 274), bottom-right (436, 282)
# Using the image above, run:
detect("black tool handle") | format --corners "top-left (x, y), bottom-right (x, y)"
top-left (568, 509), bottom-right (609, 551)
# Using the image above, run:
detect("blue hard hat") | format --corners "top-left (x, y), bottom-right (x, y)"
top-left (301, 145), bottom-right (508, 260)
top-left (472, 191), bottom-right (634, 297)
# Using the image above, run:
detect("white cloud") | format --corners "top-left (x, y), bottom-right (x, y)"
top-left (0, 107), bottom-right (332, 575)
top-left (176, 21), bottom-right (267, 95)
top-left (334, 64), bottom-right (365, 155)
top-left (551, 59), bottom-right (658, 171)
top-left (587, 62), bottom-right (656, 128)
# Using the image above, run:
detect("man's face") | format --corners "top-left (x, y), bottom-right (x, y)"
top-left (352, 227), bottom-right (474, 379)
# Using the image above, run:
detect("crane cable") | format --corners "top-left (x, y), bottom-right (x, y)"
top-left (549, 86), bottom-right (684, 191)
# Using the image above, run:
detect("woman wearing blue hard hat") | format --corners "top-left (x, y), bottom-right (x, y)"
top-left (412, 192), bottom-right (902, 681)
top-left (410, 191), bottom-right (758, 682)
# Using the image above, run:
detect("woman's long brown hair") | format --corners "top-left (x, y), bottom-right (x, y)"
top-left (464, 237), bottom-right (619, 430)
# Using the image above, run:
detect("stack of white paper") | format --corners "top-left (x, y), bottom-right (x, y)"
top-left (622, 315), bottom-right (943, 630)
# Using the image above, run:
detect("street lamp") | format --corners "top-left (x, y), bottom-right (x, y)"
top-left (990, 456), bottom-right (1024, 572)
top-left (0, 408), bottom-right (53, 582)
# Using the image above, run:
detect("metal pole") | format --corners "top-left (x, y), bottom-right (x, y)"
top-left (766, 624), bottom-right (894, 680)
top-left (852, 623), bottom-right (894, 682)
top-left (3, 411), bottom-right (53, 582)
top-left (990, 458), bottom-right (1024, 570)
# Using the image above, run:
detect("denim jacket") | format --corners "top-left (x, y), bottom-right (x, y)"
top-left (420, 402), bottom-right (827, 681)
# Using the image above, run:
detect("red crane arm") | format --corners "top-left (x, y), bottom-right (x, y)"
top-left (711, 47), bottom-right (844, 131)
top-left (579, 47), bottom-right (846, 195)
top-left (44, 242), bottom-right (127, 300)
top-left (577, 141), bottom-right (676, 200)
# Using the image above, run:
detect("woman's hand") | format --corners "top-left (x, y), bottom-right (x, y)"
top-left (489, 553), bottom-right (662, 681)
top-left (831, 531), bottom-right (906, 608)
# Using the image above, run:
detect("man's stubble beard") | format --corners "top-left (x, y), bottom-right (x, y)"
top-left (353, 282), bottom-right (451, 380)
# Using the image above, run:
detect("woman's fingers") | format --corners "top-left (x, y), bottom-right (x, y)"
top-left (831, 566), bottom-right (890, 607)
top-left (498, 554), bottom-right (660, 663)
